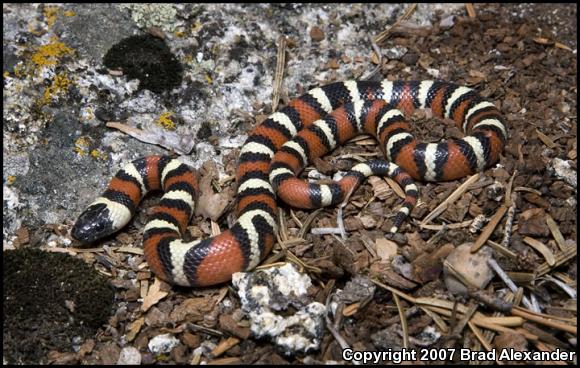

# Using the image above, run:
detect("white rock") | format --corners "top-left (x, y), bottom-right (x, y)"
top-left (232, 263), bottom-right (326, 354)
top-left (384, 45), bottom-right (408, 60)
top-left (551, 158), bottom-right (577, 188)
top-left (117, 346), bottom-right (142, 365)
top-left (147, 334), bottom-right (180, 354)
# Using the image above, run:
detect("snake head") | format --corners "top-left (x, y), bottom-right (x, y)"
top-left (72, 203), bottom-right (116, 243)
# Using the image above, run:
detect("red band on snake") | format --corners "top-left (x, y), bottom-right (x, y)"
top-left (72, 80), bottom-right (507, 287)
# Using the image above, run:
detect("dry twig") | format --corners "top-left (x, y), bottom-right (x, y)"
top-left (271, 36), bottom-right (287, 112)
top-left (374, 4), bottom-right (417, 45)
top-left (421, 173), bottom-right (481, 226)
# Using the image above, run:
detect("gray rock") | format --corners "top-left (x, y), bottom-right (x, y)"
top-left (53, 4), bottom-right (138, 63)
top-left (444, 243), bottom-right (494, 295)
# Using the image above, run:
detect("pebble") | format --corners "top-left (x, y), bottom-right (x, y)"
top-left (310, 26), bottom-right (325, 41)
top-left (550, 158), bottom-right (576, 188)
top-left (384, 45), bottom-right (408, 60)
top-left (444, 243), bottom-right (494, 295)
top-left (147, 334), bottom-right (180, 354)
top-left (375, 238), bottom-right (398, 262)
top-left (117, 346), bottom-right (142, 365)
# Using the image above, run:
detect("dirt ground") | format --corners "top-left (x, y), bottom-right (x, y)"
top-left (3, 3), bottom-right (577, 365)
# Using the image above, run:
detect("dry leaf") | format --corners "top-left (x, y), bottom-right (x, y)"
top-left (125, 317), bottom-right (145, 342)
top-left (142, 278), bottom-right (170, 312)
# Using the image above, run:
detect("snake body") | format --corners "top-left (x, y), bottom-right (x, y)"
top-left (73, 80), bottom-right (506, 287)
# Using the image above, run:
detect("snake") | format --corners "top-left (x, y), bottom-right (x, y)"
top-left (72, 80), bottom-right (507, 287)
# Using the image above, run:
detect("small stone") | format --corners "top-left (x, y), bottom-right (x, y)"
top-left (559, 101), bottom-right (570, 114)
top-left (550, 158), bottom-right (576, 188)
top-left (359, 214), bottom-right (377, 229)
top-left (440, 15), bottom-right (455, 28)
top-left (310, 26), bottom-right (325, 42)
top-left (401, 52), bottom-right (418, 66)
top-left (384, 232), bottom-right (407, 245)
top-left (391, 255), bottom-right (414, 279)
top-left (148, 334), bottom-right (180, 354)
top-left (375, 238), bottom-right (398, 262)
top-left (384, 45), bottom-right (407, 60)
top-left (444, 243), bottom-right (494, 295)
top-left (117, 346), bottom-right (142, 365)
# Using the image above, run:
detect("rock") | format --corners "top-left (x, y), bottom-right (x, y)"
top-left (391, 255), bottom-right (414, 280)
top-left (486, 181), bottom-right (505, 202)
top-left (232, 263), bottom-right (326, 354)
top-left (384, 45), bottom-right (408, 60)
top-left (117, 346), bottom-right (141, 365)
top-left (332, 275), bottom-right (376, 305)
top-left (440, 15), bottom-right (455, 29)
top-left (384, 232), bottom-right (407, 245)
top-left (444, 243), bottom-right (494, 295)
top-left (375, 238), bottom-right (398, 262)
top-left (310, 26), bottom-right (325, 42)
top-left (550, 158), bottom-right (576, 188)
top-left (410, 326), bottom-right (441, 347)
top-left (147, 334), bottom-right (180, 354)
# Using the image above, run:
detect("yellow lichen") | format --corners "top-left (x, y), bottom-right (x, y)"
top-left (205, 73), bottom-right (213, 84)
top-left (191, 21), bottom-right (203, 33)
top-left (63, 10), bottom-right (76, 17)
top-left (74, 136), bottom-right (91, 156)
top-left (43, 6), bottom-right (59, 28)
top-left (7, 176), bottom-right (16, 185)
top-left (42, 72), bottom-right (72, 105)
top-left (90, 149), bottom-right (107, 160)
top-left (31, 37), bottom-right (74, 68)
top-left (13, 62), bottom-right (27, 79)
top-left (155, 112), bottom-right (176, 130)
top-left (183, 54), bottom-right (194, 65)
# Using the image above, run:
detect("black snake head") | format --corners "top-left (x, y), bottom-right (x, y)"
top-left (72, 203), bottom-right (115, 243)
